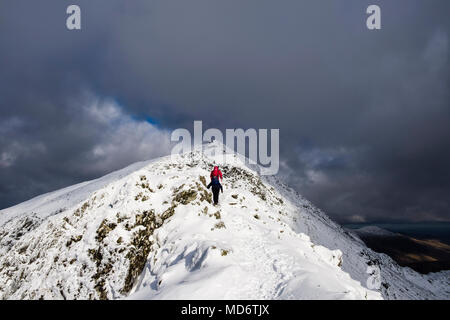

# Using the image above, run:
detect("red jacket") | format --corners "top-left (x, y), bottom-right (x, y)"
top-left (210, 166), bottom-right (223, 181)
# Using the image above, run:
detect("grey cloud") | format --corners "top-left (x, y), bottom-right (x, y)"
top-left (0, 91), bottom-right (171, 209)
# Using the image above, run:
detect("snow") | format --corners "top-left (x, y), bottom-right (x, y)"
top-left (0, 141), bottom-right (448, 300)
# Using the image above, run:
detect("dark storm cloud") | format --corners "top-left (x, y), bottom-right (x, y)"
top-left (0, 1), bottom-right (449, 223)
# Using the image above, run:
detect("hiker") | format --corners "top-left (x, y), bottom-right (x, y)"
top-left (207, 177), bottom-right (223, 205)
top-left (207, 166), bottom-right (223, 205)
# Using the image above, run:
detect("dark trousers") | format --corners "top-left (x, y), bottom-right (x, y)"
top-left (212, 186), bottom-right (221, 204)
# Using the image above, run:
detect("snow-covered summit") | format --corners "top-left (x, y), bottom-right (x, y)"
top-left (0, 142), bottom-right (448, 299)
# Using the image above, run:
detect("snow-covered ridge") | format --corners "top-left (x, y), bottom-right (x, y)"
top-left (0, 142), bottom-right (448, 299)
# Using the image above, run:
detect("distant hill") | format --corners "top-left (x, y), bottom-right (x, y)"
top-left (351, 227), bottom-right (450, 274)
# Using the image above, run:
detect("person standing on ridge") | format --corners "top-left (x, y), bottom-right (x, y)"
top-left (207, 166), bottom-right (223, 205)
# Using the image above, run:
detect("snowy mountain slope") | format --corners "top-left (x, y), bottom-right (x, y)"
top-left (0, 158), bottom-right (158, 227)
top-left (263, 175), bottom-right (450, 299)
top-left (0, 142), bottom-right (448, 300)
